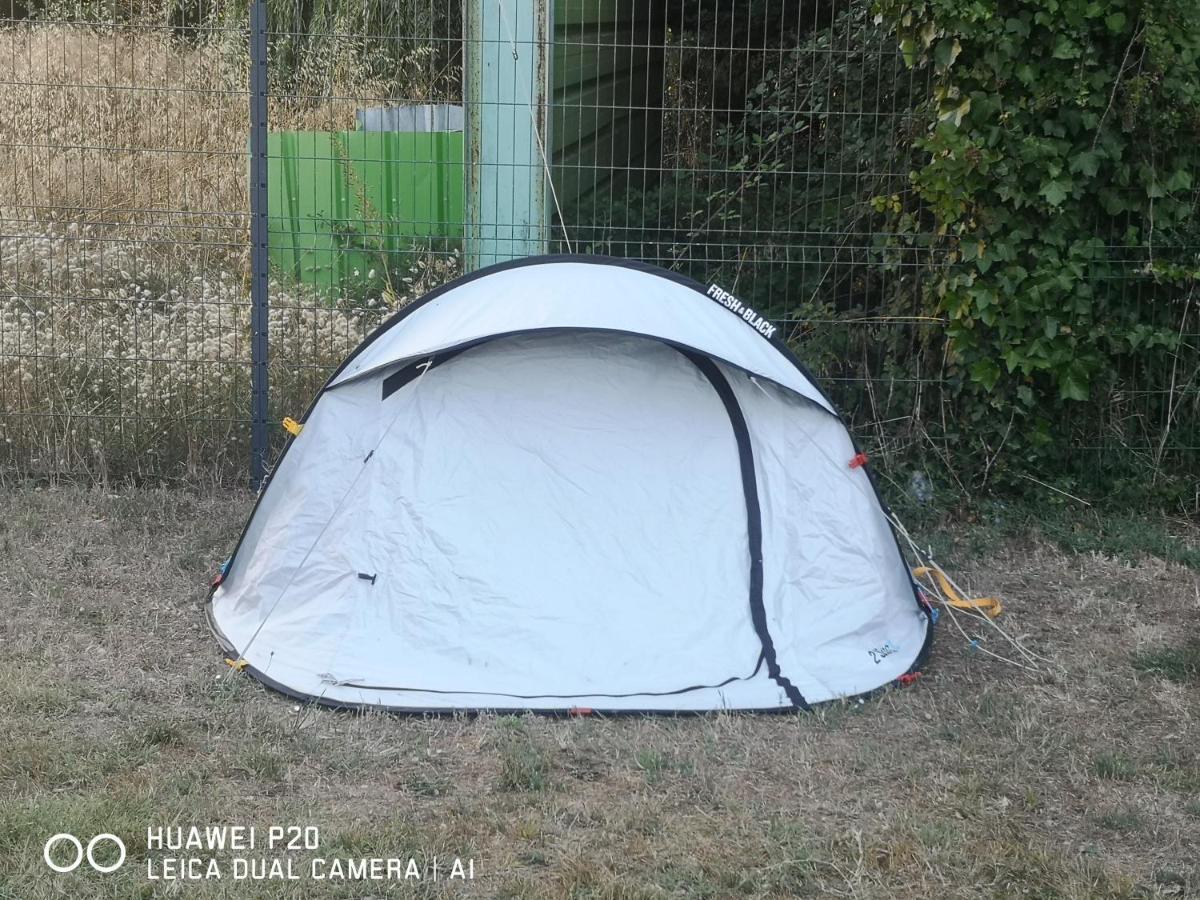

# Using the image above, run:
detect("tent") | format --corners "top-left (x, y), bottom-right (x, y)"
top-left (207, 256), bottom-right (933, 712)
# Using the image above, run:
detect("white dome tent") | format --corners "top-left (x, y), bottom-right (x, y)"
top-left (208, 256), bottom-right (933, 712)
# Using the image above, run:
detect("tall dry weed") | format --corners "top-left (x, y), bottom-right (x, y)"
top-left (0, 25), bottom-right (459, 480)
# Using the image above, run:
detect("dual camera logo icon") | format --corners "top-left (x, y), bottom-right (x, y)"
top-left (43, 833), bottom-right (126, 873)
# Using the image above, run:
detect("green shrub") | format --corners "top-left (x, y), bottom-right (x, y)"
top-left (875, 0), bottom-right (1200, 491)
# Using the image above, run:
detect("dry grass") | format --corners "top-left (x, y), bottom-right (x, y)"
top-left (0, 25), bottom-right (461, 479)
top-left (0, 25), bottom-right (246, 279)
top-left (0, 25), bottom-right (365, 234)
top-left (0, 484), bottom-right (1197, 898)
top-left (0, 222), bottom-right (440, 478)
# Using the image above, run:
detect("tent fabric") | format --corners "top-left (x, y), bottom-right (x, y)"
top-left (328, 259), bottom-right (834, 413)
top-left (209, 256), bottom-right (932, 712)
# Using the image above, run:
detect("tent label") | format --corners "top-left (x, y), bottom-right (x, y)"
top-left (705, 284), bottom-right (777, 340)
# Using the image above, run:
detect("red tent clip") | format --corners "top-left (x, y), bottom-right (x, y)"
top-left (848, 452), bottom-right (869, 469)
top-left (897, 672), bottom-right (921, 687)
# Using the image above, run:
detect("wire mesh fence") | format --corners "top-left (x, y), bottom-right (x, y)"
top-left (0, 0), bottom-right (1196, 487)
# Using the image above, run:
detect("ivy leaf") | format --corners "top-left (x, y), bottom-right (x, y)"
top-left (919, 20), bottom-right (938, 49)
top-left (1040, 179), bottom-right (1069, 206)
top-left (938, 96), bottom-right (972, 126)
top-left (1105, 11), bottom-right (1126, 32)
top-left (1052, 36), bottom-right (1081, 59)
top-left (1166, 169), bottom-right (1193, 192)
top-left (970, 358), bottom-right (1002, 391)
top-left (1069, 151), bottom-right (1101, 177)
top-left (933, 38), bottom-right (962, 71)
top-left (1059, 362), bottom-right (1090, 401)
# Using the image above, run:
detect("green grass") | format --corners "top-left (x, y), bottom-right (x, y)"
top-left (888, 486), bottom-right (1200, 571)
top-left (1133, 640), bottom-right (1200, 683)
top-left (402, 774), bottom-right (452, 798)
top-left (230, 746), bottom-right (287, 783)
top-left (138, 721), bottom-right (188, 749)
top-left (1150, 749), bottom-right (1200, 793)
top-left (496, 724), bottom-right (553, 793)
top-left (1037, 511), bottom-right (1200, 569)
top-left (1096, 806), bottom-right (1146, 833)
top-left (1093, 752), bottom-right (1138, 782)
top-left (633, 749), bottom-right (694, 784)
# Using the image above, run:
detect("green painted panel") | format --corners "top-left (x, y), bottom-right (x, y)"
top-left (267, 131), bottom-right (464, 295)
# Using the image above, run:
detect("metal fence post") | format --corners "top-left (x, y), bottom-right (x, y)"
top-left (249, 0), bottom-right (270, 488)
top-left (463, 0), bottom-right (552, 270)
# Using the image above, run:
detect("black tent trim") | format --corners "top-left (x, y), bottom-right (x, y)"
top-left (304, 653), bottom-right (768, 701)
top-left (236, 657), bottom-right (821, 717)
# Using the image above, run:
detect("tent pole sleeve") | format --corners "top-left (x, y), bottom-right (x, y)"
top-left (681, 350), bottom-right (811, 711)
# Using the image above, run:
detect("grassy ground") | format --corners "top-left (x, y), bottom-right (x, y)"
top-left (0, 485), bottom-right (1197, 899)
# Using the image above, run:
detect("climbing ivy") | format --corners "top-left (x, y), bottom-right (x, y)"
top-left (875, 0), bottom-right (1199, 488)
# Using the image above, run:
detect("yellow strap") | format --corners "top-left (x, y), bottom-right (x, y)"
top-left (282, 417), bottom-right (303, 436)
top-left (912, 566), bottom-right (1003, 618)
top-left (223, 657), bottom-right (249, 672)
